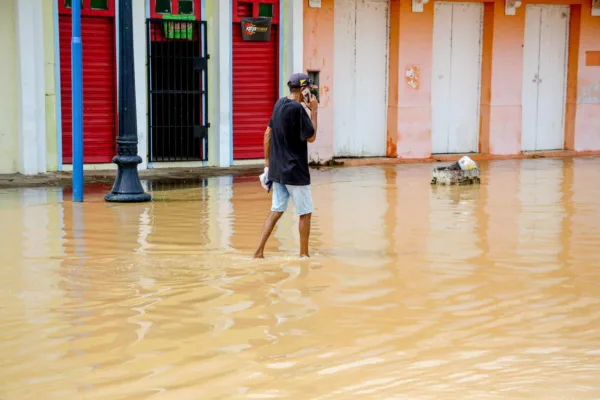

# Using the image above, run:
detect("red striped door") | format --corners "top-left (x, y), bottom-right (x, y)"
top-left (232, 0), bottom-right (280, 160)
top-left (59, 0), bottom-right (117, 164)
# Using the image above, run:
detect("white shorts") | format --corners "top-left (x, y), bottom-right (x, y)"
top-left (271, 182), bottom-right (314, 215)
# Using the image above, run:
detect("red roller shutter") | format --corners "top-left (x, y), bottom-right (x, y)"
top-left (59, 4), bottom-right (117, 164)
top-left (232, 1), bottom-right (280, 160)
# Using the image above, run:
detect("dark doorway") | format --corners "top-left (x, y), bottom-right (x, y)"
top-left (147, 19), bottom-right (209, 162)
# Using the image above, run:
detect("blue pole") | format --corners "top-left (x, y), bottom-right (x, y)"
top-left (72, 0), bottom-right (84, 202)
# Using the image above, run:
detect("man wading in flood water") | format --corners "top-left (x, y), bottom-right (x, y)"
top-left (253, 73), bottom-right (319, 259)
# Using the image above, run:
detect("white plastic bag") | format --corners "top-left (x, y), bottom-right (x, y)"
top-left (458, 156), bottom-right (477, 171)
top-left (259, 167), bottom-right (272, 192)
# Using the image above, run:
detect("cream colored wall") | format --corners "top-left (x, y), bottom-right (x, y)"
top-left (0, 2), bottom-right (19, 174)
top-left (43, 0), bottom-right (58, 171)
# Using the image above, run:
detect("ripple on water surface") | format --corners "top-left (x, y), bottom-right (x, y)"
top-left (1, 158), bottom-right (600, 399)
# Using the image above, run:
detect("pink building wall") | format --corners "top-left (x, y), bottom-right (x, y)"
top-left (487, 0), bottom-right (600, 154)
top-left (304, 0), bottom-right (600, 160)
top-left (304, 0), bottom-right (335, 163)
top-left (388, 0), bottom-right (434, 159)
top-left (574, 2), bottom-right (600, 151)
top-left (487, 0), bottom-right (526, 155)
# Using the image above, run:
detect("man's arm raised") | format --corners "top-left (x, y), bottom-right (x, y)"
top-left (263, 126), bottom-right (272, 166)
top-left (304, 93), bottom-right (319, 143)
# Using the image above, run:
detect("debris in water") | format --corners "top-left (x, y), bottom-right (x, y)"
top-left (431, 156), bottom-right (481, 186)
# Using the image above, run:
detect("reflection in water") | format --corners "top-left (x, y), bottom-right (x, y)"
top-left (1, 159), bottom-right (600, 399)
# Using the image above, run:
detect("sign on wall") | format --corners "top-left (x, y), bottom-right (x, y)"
top-left (586, 51), bottom-right (600, 66)
top-left (241, 17), bottom-right (272, 41)
top-left (162, 14), bottom-right (195, 40)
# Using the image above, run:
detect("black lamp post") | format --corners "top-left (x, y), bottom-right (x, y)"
top-left (105, 0), bottom-right (151, 203)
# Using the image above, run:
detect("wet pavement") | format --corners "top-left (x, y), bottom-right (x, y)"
top-left (0, 165), bottom-right (265, 189)
top-left (1, 157), bottom-right (600, 399)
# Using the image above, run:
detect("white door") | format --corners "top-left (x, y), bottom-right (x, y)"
top-left (333, 0), bottom-right (389, 157)
top-left (522, 5), bottom-right (570, 151)
top-left (431, 2), bottom-right (483, 154)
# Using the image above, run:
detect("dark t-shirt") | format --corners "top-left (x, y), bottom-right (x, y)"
top-left (268, 97), bottom-right (315, 186)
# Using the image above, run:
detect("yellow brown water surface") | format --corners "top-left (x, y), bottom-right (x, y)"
top-left (1, 158), bottom-right (600, 399)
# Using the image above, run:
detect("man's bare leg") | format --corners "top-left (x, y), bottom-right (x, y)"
top-left (299, 213), bottom-right (312, 258)
top-left (254, 211), bottom-right (284, 258)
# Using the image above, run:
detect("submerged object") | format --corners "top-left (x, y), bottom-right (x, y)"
top-left (431, 156), bottom-right (480, 185)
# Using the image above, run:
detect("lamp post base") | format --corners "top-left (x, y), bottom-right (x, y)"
top-left (105, 192), bottom-right (152, 203)
top-left (104, 154), bottom-right (151, 203)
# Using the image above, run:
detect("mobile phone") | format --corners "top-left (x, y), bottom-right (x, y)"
top-left (302, 88), bottom-right (311, 104)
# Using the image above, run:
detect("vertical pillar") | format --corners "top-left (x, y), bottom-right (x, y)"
top-left (387, 0), bottom-right (401, 157)
top-left (206, 0), bottom-right (232, 167)
top-left (291, 0), bottom-right (303, 74)
top-left (304, 0), bottom-right (334, 162)
top-left (43, 0), bottom-right (59, 171)
top-left (0, 2), bottom-right (19, 175)
top-left (133, 0), bottom-right (149, 169)
top-left (15, 0), bottom-right (47, 175)
top-left (487, 0), bottom-right (525, 155)
top-left (573, 2), bottom-right (600, 151)
top-left (285, 0), bottom-right (303, 76)
top-left (386, 0), bottom-right (434, 159)
top-left (478, 3), bottom-right (494, 154)
top-left (71, 0), bottom-right (83, 201)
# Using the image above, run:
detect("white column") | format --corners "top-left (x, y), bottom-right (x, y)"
top-left (133, 0), bottom-right (148, 169)
top-left (218, 0), bottom-right (233, 167)
top-left (14, 0), bottom-right (47, 175)
top-left (207, 0), bottom-right (232, 167)
top-left (289, 0), bottom-right (304, 74)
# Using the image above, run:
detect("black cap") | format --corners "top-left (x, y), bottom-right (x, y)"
top-left (287, 73), bottom-right (317, 89)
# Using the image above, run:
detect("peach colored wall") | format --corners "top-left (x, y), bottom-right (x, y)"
top-left (574, 2), bottom-right (600, 151)
top-left (311, 0), bottom-right (600, 160)
top-left (387, 0), bottom-right (400, 157)
top-left (488, 0), bottom-right (526, 155)
top-left (386, 0), bottom-right (600, 157)
top-left (388, 0), bottom-right (434, 159)
top-left (565, 5), bottom-right (582, 150)
top-left (304, 0), bottom-right (334, 163)
top-left (487, 0), bottom-right (600, 154)
top-left (479, 2), bottom-right (495, 154)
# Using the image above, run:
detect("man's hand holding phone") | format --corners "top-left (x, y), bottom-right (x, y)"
top-left (302, 88), bottom-right (319, 111)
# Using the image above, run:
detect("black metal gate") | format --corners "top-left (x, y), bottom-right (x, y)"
top-left (147, 19), bottom-right (209, 162)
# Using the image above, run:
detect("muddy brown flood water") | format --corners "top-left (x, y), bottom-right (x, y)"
top-left (1, 158), bottom-right (600, 399)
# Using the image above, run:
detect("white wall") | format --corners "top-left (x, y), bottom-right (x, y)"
top-left (14, 0), bottom-right (47, 175)
top-left (521, 5), bottom-right (569, 152)
top-left (133, 0), bottom-right (149, 169)
top-left (43, 0), bottom-right (59, 172)
top-left (333, 0), bottom-right (389, 158)
top-left (284, 0), bottom-right (304, 85)
top-left (431, 2), bottom-right (483, 154)
top-left (206, 0), bottom-right (233, 167)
